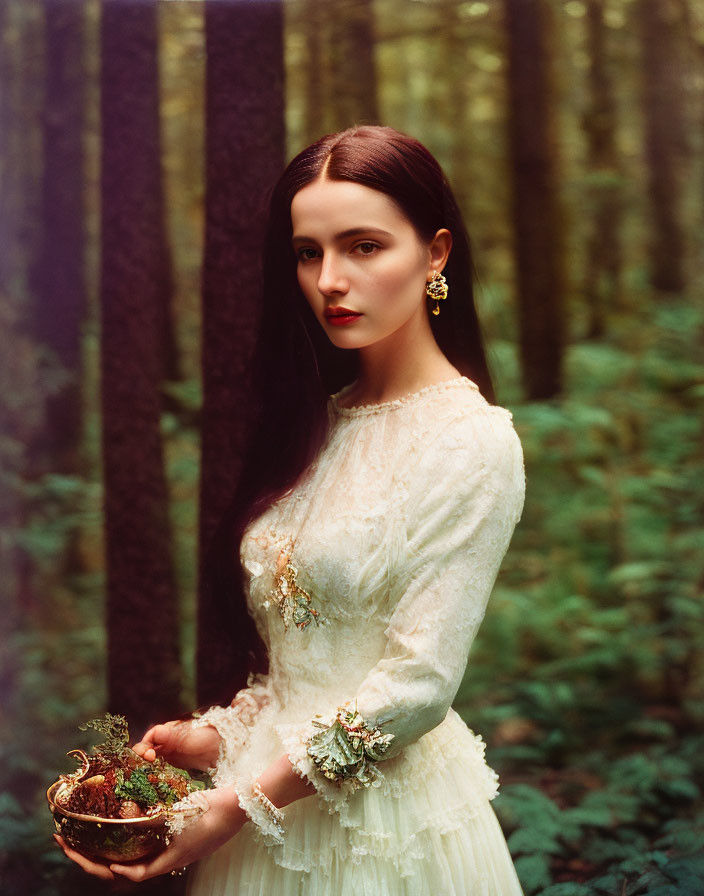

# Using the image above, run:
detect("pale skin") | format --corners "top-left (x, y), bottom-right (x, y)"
top-left (55, 174), bottom-right (457, 881)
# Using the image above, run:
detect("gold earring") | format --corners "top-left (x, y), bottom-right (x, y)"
top-left (426, 271), bottom-right (448, 316)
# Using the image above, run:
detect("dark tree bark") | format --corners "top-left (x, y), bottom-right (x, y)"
top-left (0, 0), bottom-right (12, 299)
top-left (302, 0), bottom-right (325, 144)
top-left (0, 0), bottom-right (24, 720)
top-left (197, 0), bottom-right (285, 706)
top-left (502, 0), bottom-right (566, 400)
top-left (637, 0), bottom-right (688, 293)
top-left (28, 0), bottom-right (87, 474)
top-left (675, 0), bottom-right (704, 252)
top-left (294, 0), bottom-right (378, 139)
top-left (0, 6), bottom-right (9, 647)
top-left (100, 0), bottom-right (181, 735)
top-left (582, 0), bottom-right (623, 338)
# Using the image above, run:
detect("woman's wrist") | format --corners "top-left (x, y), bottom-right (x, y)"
top-left (207, 785), bottom-right (247, 833)
top-left (255, 754), bottom-right (316, 809)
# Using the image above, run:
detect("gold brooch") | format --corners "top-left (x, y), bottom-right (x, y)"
top-left (272, 555), bottom-right (326, 631)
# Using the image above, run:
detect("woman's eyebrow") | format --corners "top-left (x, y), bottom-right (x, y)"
top-left (292, 227), bottom-right (392, 246)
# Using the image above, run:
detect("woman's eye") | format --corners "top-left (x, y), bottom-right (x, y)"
top-left (296, 247), bottom-right (319, 262)
top-left (355, 242), bottom-right (379, 255)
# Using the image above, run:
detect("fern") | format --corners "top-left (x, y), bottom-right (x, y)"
top-left (79, 713), bottom-right (130, 760)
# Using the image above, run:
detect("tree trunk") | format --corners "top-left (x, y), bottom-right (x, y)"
top-left (502, 0), bottom-right (565, 400)
top-left (326, 0), bottom-right (380, 131)
top-left (583, 0), bottom-right (622, 338)
top-left (302, 0), bottom-right (325, 144)
top-left (197, 0), bottom-right (285, 706)
top-left (0, 1), bottom-right (44, 304)
top-left (0, 0), bottom-right (50, 634)
top-left (29, 0), bottom-right (87, 475)
top-left (439, 0), bottom-right (472, 214)
top-left (637, 0), bottom-right (688, 293)
top-left (100, 0), bottom-right (181, 735)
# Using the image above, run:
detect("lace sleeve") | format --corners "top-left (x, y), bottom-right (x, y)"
top-left (192, 671), bottom-right (270, 775)
top-left (279, 408), bottom-right (525, 809)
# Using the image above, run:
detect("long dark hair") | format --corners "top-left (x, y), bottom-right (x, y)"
top-left (206, 125), bottom-right (496, 697)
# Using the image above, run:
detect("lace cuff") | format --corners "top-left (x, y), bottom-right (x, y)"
top-left (191, 704), bottom-right (256, 782)
top-left (164, 789), bottom-right (211, 840)
top-left (191, 672), bottom-right (270, 780)
top-left (306, 706), bottom-right (395, 789)
top-left (232, 778), bottom-right (286, 845)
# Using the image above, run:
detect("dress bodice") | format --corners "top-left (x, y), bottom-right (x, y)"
top-left (190, 375), bottom-right (526, 855)
top-left (238, 377), bottom-right (525, 710)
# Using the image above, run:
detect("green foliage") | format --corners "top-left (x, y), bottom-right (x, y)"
top-left (456, 294), bottom-right (704, 893)
top-left (161, 378), bottom-right (202, 414)
top-left (114, 768), bottom-right (159, 809)
top-left (492, 735), bottom-right (704, 892)
top-left (79, 713), bottom-right (129, 760)
top-left (542, 886), bottom-right (591, 896)
top-left (156, 780), bottom-right (181, 804)
top-left (514, 853), bottom-right (552, 893)
top-left (0, 793), bottom-right (34, 855)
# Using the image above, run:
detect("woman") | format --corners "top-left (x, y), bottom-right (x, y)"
top-left (57, 125), bottom-right (526, 894)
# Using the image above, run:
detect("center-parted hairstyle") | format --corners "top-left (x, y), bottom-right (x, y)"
top-left (204, 126), bottom-right (495, 700)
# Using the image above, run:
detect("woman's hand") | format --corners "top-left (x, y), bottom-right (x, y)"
top-left (54, 786), bottom-right (247, 882)
top-left (52, 835), bottom-right (117, 881)
top-left (132, 719), bottom-right (222, 771)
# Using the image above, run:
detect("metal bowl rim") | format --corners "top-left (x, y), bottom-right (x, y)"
top-left (47, 779), bottom-right (167, 826)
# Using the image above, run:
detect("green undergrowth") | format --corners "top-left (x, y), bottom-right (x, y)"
top-left (456, 295), bottom-right (704, 893)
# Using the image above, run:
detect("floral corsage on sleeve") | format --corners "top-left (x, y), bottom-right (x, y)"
top-left (306, 706), bottom-right (395, 789)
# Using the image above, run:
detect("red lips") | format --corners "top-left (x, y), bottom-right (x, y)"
top-left (324, 307), bottom-right (363, 326)
top-left (325, 306), bottom-right (360, 318)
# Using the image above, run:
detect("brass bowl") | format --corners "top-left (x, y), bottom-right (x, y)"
top-left (47, 780), bottom-right (170, 863)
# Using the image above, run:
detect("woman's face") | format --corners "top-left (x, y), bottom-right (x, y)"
top-left (290, 178), bottom-right (448, 351)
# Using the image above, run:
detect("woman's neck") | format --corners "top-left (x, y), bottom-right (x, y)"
top-left (342, 312), bottom-right (460, 407)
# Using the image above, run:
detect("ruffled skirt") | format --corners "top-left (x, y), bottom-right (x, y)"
top-left (185, 710), bottom-right (523, 896)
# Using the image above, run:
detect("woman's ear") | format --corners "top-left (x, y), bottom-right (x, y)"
top-left (428, 228), bottom-right (452, 275)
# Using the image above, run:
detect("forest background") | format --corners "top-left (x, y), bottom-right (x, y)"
top-left (1, 0), bottom-right (703, 894)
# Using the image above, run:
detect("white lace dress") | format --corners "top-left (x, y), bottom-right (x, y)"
top-left (186, 377), bottom-right (526, 896)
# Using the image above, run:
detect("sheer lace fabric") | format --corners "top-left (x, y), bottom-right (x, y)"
top-left (187, 377), bottom-right (526, 895)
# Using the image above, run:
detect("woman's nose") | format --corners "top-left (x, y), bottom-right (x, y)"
top-left (317, 253), bottom-right (348, 295)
